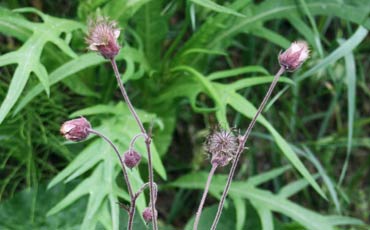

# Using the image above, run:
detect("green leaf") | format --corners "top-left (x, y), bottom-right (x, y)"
top-left (0, 7), bottom-right (30, 41)
top-left (171, 172), bottom-right (362, 230)
top-left (208, 66), bottom-right (269, 80)
top-left (299, 145), bottom-right (341, 213)
top-left (13, 44), bottom-right (148, 116)
top-left (248, 26), bottom-right (291, 48)
top-left (251, 201), bottom-right (274, 230)
top-left (0, 183), bottom-right (85, 229)
top-left (48, 103), bottom-right (166, 228)
top-left (134, 0), bottom-right (168, 69)
top-left (278, 175), bottom-right (318, 198)
top-left (0, 8), bottom-right (83, 124)
top-left (190, 0), bottom-right (246, 18)
top-left (247, 165), bottom-right (291, 187)
top-left (326, 215), bottom-right (365, 226)
top-left (178, 0), bottom-right (370, 67)
top-left (227, 76), bottom-right (294, 91)
top-left (226, 91), bottom-right (327, 199)
top-left (339, 44), bottom-right (357, 184)
top-left (185, 204), bottom-right (237, 230)
top-left (232, 196), bottom-right (246, 230)
top-left (164, 66), bottom-right (323, 197)
top-left (297, 26), bottom-right (368, 81)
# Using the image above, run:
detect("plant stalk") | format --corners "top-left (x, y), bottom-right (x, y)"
top-left (88, 128), bottom-right (137, 230)
top-left (88, 129), bottom-right (133, 197)
top-left (110, 58), bottom-right (158, 230)
top-left (210, 66), bottom-right (286, 229)
top-left (193, 163), bottom-right (218, 230)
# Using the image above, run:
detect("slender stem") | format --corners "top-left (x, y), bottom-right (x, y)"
top-left (211, 67), bottom-right (285, 230)
top-left (127, 199), bottom-right (136, 230)
top-left (128, 182), bottom-right (157, 230)
top-left (129, 133), bottom-right (146, 151)
top-left (145, 137), bottom-right (158, 229)
top-left (110, 58), bottom-right (146, 134)
top-left (110, 58), bottom-right (158, 230)
top-left (88, 129), bottom-right (134, 197)
top-left (193, 163), bottom-right (218, 230)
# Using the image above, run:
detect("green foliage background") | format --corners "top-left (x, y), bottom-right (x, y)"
top-left (0, 0), bottom-right (369, 229)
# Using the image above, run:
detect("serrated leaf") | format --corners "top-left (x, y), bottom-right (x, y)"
top-left (170, 172), bottom-right (362, 230)
top-left (0, 8), bottom-right (83, 124)
top-left (165, 66), bottom-right (323, 197)
top-left (13, 45), bottom-right (148, 116)
top-left (48, 102), bottom-right (166, 228)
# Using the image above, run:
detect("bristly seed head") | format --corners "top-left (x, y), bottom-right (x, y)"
top-left (204, 128), bottom-right (239, 167)
top-left (86, 17), bottom-right (120, 59)
top-left (278, 41), bottom-right (310, 72)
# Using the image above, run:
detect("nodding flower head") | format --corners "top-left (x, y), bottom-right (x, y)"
top-left (142, 207), bottom-right (157, 223)
top-left (123, 149), bottom-right (142, 169)
top-left (278, 41), bottom-right (309, 72)
top-left (86, 17), bottom-right (120, 59)
top-left (204, 128), bottom-right (239, 167)
top-left (60, 117), bottom-right (91, 142)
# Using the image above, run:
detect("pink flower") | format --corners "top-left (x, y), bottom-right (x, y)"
top-left (86, 17), bottom-right (120, 59)
top-left (60, 117), bottom-right (91, 142)
top-left (278, 41), bottom-right (310, 71)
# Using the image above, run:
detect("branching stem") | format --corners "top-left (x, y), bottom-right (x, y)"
top-left (210, 67), bottom-right (286, 229)
top-left (110, 58), bottom-right (158, 230)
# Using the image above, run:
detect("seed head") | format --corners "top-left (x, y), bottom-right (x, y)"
top-left (142, 207), bottom-right (157, 223)
top-left (278, 41), bottom-right (309, 71)
top-left (205, 128), bottom-right (239, 167)
top-left (60, 117), bottom-right (91, 142)
top-left (123, 149), bottom-right (142, 169)
top-left (86, 17), bottom-right (120, 59)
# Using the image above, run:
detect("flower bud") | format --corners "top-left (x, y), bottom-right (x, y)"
top-left (123, 150), bottom-right (141, 169)
top-left (86, 17), bottom-right (120, 59)
top-left (278, 41), bottom-right (309, 71)
top-left (60, 117), bottom-right (91, 142)
top-left (205, 128), bottom-right (239, 167)
top-left (142, 207), bottom-right (157, 223)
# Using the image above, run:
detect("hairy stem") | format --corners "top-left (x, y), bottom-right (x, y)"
top-left (129, 133), bottom-right (146, 151)
top-left (88, 129), bottom-right (133, 197)
top-left (110, 59), bottom-right (146, 134)
top-left (193, 163), bottom-right (218, 230)
top-left (88, 129), bottom-right (136, 230)
top-left (127, 199), bottom-right (136, 230)
top-left (110, 58), bottom-right (158, 230)
top-left (211, 67), bottom-right (285, 229)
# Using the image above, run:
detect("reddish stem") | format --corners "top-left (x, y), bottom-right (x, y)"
top-left (193, 163), bottom-right (218, 230)
top-left (110, 59), bottom-right (158, 230)
top-left (211, 67), bottom-right (286, 229)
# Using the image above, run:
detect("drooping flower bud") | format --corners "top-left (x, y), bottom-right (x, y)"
top-left (142, 207), bottom-right (157, 223)
top-left (278, 41), bottom-right (309, 71)
top-left (60, 117), bottom-right (91, 142)
top-left (204, 128), bottom-right (239, 167)
top-left (123, 149), bottom-right (141, 169)
top-left (86, 17), bottom-right (120, 59)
